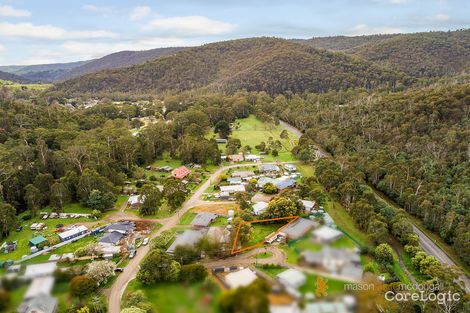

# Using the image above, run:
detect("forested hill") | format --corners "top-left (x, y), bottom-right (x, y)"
top-left (293, 34), bottom-right (397, 51)
top-left (0, 70), bottom-right (29, 83)
top-left (54, 38), bottom-right (408, 95)
top-left (297, 29), bottom-right (470, 77)
top-left (63, 47), bottom-right (188, 79)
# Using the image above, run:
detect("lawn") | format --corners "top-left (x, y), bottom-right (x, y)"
top-left (4, 285), bottom-right (27, 312)
top-left (211, 115), bottom-right (297, 162)
top-left (179, 211), bottom-right (197, 225)
top-left (247, 223), bottom-right (284, 246)
top-left (210, 217), bottom-right (228, 226)
top-left (125, 279), bottom-right (221, 313)
top-left (253, 251), bottom-right (274, 259)
top-left (299, 273), bottom-right (347, 295)
top-left (256, 264), bottom-right (287, 277)
top-left (0, 215), bottom-right (93, 262)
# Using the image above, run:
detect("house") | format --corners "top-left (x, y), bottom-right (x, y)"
top-left (280, 218), bottom-right (318, 240)
top-left (127, 195), bottom-right (143, 207)
top-left (2, 241), bottom-right (17, 253)
top-left (275, 179), bottom-right (296, 190)
top-left (252, 201), bottom-right (268, 215)
top-left (259, 164), bottom-right (280, 173)
top-left (160, 165), bottom-right (173, 172)
top-left (228, 154), bottom-right (244, 163)
top-left (220, 184), bottom-right (246, 193)
top-left (232, 171), bottom-right (255, 178)
top-left (24, 263), bottom-right (57, 279)
top-left (99, 232), bottom-right (125, 246)
top-left (218, 191), bottom-right (230, 199)
top-left (323, 213), bottom-right (336, 228)
top-left (166, 229), bottom-right (206, 254)
top-left (312, 226), bottom-right (343, 244)
top-left (225, 268), bottom-right (257, 289)
top-left (301, 200), bottom-right (316, 213)
top-left (105, 221), bottom-right (135, 234)
top-left (24, 276), bottom-right (55, 300)
top-left (256, 177), bottom-right (276, 188)
top-left (227, 177), bottom-right (243, 185)
top-left (244, 154), bottom-right (261, 162)
top-left (58, 225), bottom-right (88, 242)
top-left (171, 166), bottom-right (191, 180)
top-left (18, 294), bottom-right (58, 313)
top-left (277, 269), bottom-right (306, 297)
top-left (207, 226), bottom-right (231, 244)
top-left (29, 235), bottom-right (47, 247)
top-left (284, 164), bottom-right (297, 172)
top-left (301, 247), bottom-right (362, 280)
top-left (191, 212), bottom-right (218, 227)
top-left (216, 138), bottom-right (228, 144)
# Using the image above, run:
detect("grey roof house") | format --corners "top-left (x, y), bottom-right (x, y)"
top-left (191, 212), bottom-right (218, 227)
top-left (280, 218), bottom-right (318, 240)
top-left (18, 294), bottom-right (58, 313)
top-left (166, 229), bottom-right (206, 254)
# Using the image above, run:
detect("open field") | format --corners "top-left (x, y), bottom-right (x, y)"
top-left (0, 79), bottom-right (53, 91)
top-left (210, 115), bottom-right (297, 162)
top-left (125, 279), bottom-right (221, 313)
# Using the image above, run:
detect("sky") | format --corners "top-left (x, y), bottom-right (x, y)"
top-left (0, 0), bottom-right (468, 65)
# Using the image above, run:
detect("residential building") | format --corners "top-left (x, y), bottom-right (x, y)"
top-left (24, 276), bottom-right (55, 300)
top-left (244, 154), bottom-right (261, 162)
top-left (232, 171), bottom-right (255, 178)
top-left (301, 247), bottom-right (363, 280)
top-left (220, 184), bottom-right (246, 193)
top-left (99, 232), bottom-right (124, 246)
top-left (105, 221), bottom-right (135, 234)
top-left (225, 268), bottom-right (257, 289)
top-left (228, 154), bottom-right (244, 163)
top-left (275, 179), bottom-right (296, 190)
top-left (301, 200), bottom-right (315, 213)
top-left (312, 226), bottom-right (343, 244)
top-left (24, 263), bottom-right (57, 279)
top-left (280, 218), bottom-right (318, 240)
top-left (166, 229), bottom-right (206, 254)
top-left (171, 166), bottom-right (191, 180)
top-left (28, 235), bottom-right (47, 247)
top-left (191, 212), bottom-right (218, 227)
top-left (284, 164), bottom-right (297, 172)
top-left (252, 201), bottom-right (268, 215)
top-left (127, 195), bottom-right (143, 207)
top-left (58, 225), bottom-right (88, 242)
top-left (277, 269), bottom-right (306, 289)
top-left (256, 176), bottom-right (276, 188)
top-left (18, 294), bottom-right (58, 313)
top-left (227, 177), bottom-right (243, 185)
top-left (259, 164), bottom-right (280, 173)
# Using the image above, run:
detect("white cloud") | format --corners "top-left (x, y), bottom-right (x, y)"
top-left (0, 44), bottom-right (5, 52)
top-left (389, 0), bottom-right (408, 4)
top-left (82, 4), bottom-right (115, 14)
top-left (130, 6), bottom-right (151, 21)
top-left (146, 15), bottom-right (236, 36)
top-left (0, 5), bottom-right (31, 17)
top-left (432, 14), bottom-right (450, 22)
top-left (347, 24), bottom-right (401, 36)
top-left (0, 22), bottom-right (118, 40)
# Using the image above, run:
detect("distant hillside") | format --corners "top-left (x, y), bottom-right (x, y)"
top-left (64, 47), bottom-right (188, 79)
top-left (0, 70), bottom-right (29, 83)
top-left (296, 29), bottom-right (470, 77)
top-left (0, 47), bottom-right (186, 82)
top-left (56, 38), bottom-right (409, 95)
top-left (350, 30), bottom-right (470, 77)
top-left (293, 34), bottom-right (397, 51)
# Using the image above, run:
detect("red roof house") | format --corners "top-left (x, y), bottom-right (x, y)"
top-left (171, 166), bottom-right (191, 180)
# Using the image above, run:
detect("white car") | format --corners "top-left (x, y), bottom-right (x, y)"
top-left (142, 238), bottom-right (149, 246)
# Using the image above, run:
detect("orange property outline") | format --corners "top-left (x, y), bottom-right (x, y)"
top-left (230, 216), bottom-right (300, 255)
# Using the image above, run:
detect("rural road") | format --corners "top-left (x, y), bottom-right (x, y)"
top-left (108, 161), bottom-right (294, 313)
top-left (413, 226), bottom-right (470, 292)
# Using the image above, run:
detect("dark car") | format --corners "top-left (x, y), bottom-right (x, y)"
top-left (56, 224), bottom-right (64, 228)
top-left (16, 226), bottom-right (23, 232)
top-left (115, 267), bottom-right (124, 272)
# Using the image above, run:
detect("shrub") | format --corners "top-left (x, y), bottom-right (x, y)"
top-left (70, 275), bottom-right (96, 297)
top-left (180, 263), bottom-right (207, 282)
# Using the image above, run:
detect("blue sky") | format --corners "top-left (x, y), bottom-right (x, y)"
top-left (0, 0), bottom-right (468, 65)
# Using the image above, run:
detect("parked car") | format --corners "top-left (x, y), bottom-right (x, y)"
top-left (129, 250), bottom-right (136, 259)
top-left (142, 238), bottom-right (149, 246)
top-left (16, 226), bottom-right (23, 232)
top-left (56, 224), bottom-right (64, 228)
top-left (115, 267), bottom-right (124, 272)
